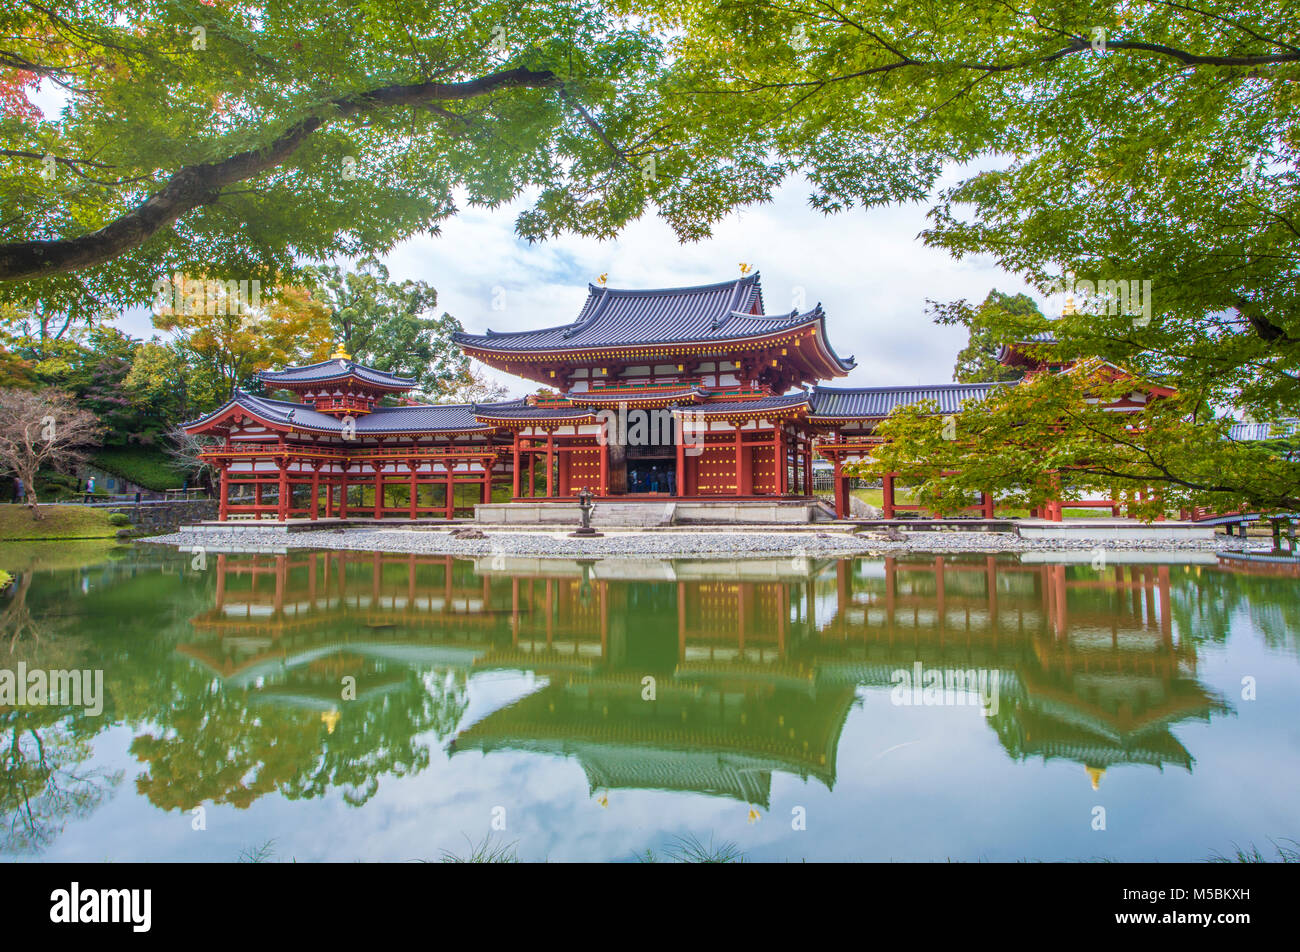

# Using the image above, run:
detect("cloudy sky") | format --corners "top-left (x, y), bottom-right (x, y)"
top-left (32, 71), bottom-right (1040, 401)
top-left (115, 169), bottom-right (1040, 398)
top-left (375, 171), bottom-right (1039, 397)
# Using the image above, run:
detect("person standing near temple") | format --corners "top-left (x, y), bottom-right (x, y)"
top-left (84, 474), bottom-right (96, 503)
top-left (12, 476), bottom-right (23, 504)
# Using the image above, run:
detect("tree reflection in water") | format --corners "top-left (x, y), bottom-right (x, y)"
top-left (2, 545), bottom-right (1296, 855)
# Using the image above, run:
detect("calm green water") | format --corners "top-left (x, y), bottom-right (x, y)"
top-left (1, 542), bottom-right (1297, 862)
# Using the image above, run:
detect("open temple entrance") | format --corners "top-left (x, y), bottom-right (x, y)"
top-left (626, 456), bottom-right (677, 494)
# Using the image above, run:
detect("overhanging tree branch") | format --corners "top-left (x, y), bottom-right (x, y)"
top-left (0, 67), bottom-right (563, 282)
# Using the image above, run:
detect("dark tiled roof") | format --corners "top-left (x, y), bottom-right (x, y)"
top-left (185, 392), bottom-right (494, 434)
top-left (453, 274), bottom-right (821, 353)
top-left (355, 404), bottom-right (489, 433)
top-left (809, 382), bottom-right (1012, 419)
top-left (470, 402), bottom-right (598, 422)
top-left (566, 387), bottom-right (706, 405)
top-left (260, 358), bottom-right (416, 389)
top-left (687, 392), bottom-right (812, 416)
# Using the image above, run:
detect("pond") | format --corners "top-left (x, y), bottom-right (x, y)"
top-left (1, 542), bottom-right (1297, 862)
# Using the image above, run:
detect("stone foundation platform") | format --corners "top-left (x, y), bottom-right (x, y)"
top-left (474, 499), bottom-right (825, 527)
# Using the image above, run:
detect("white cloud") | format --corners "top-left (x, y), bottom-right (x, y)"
top-left (382, 175), bottom-right (1037, 397)
top-left (113, 169), bottom-right (1037, 394)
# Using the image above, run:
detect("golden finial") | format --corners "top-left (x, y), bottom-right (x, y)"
top-left (747, 807), bottom-right (761, 823)
top-left (1062, 294), bottom-right (1077, 317)
top-left (331, 341), bottom-right (351, 361)
top-left (597, 273), bottom-right (608, 286)
top-left (739, 262), bottom-right (753, 275)
top-left (322, 709), bottom-right (341, 734)
top-left (597, 793), bottom-right (608, 808)
top-left (1086, 765), bottom-right (1105, 790)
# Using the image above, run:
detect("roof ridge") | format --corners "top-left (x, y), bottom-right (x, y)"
top-left (726, 305), bottom-right (823, 322)
top-left (584, 273), bottom-right (758, 297)
top-left (259, 358), bottom-right (417, 384)
top-left (813, 381), bottom-right (1006, 393)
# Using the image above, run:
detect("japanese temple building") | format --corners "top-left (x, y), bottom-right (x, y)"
top-left (185, 273), bottom-right (1158, 523)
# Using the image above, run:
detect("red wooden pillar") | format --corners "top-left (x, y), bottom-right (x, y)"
top-left (1052, 474), bottom-right (1065, 521)
top-left (481, 465), bottom-right (492, 504)
top-left (218, 463), bottom-right (229, 521)
top-left (255, 480), bottom-right (263, 520)
top-left (339, 470), bottom-right (349, 518)
top-left (982, 488), bottom-right (995, 519)
top-left (676, 582), bottom-right (686, 660)
top-left (310, 464), bottom-right (320, 520)
top-left (934, 556), bottom-right (946, 629)
top-left (599, 436), bottom-right (609, 496)
top-left (733, 426), bottom-right (744, 497)
top-left (511, 432), bottom-right (521, 499)
top-left (558, 444), bottom-right (570, 497)
top-left (276, 464), bottom-right (289, 522)
top-left (409, 464), bottom-right (418, 519)
top-left (675, 427), bottom-right (686, 498)
top-left (445, 468), bottom-right (455, 519)
top-left (882, 473), bottom-right (896, 519)
top-left (373, 470), bottom-right (383, 520)
top-left (1156, 565), bottom-right (1173, 642)
top-left (833, 459), bottom-right (848, 518)
top-left (986, 556), bottom-right (998, 628)
top-left (801, 434), bottom-right (812, 497)
top-left (273, 554), bottom-right (286, 613)
top-left (215, 554), bottom-right (227, 607)
top-left (776, 430), bottom-right (787, 495)
top-left (545, 432), bottom-right (555, 498)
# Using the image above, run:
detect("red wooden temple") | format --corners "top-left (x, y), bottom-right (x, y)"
top-left (185, 273), bottom-right (1172, 522)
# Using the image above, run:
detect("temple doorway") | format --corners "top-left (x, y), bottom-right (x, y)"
top-left (626, 456), bottom-right (676, 495)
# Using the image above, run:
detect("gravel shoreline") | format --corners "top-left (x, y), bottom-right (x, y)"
top-left (141, 525), bottom-right (1264, 559)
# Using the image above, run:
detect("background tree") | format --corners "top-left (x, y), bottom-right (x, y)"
top-left (941, 291), bottom-right (1044, 383)
top-left (0, 345), bottom-right (36, 389)
top-left (300, 260), bottom-right (470, 398)
top-left (437, 364), bottom-right (511, 404)
top-left (0, 302), bottom-right (101, 384)
top-left (0, 388), bottom-right (102, 519)
top-left (162, 425), bottom-right (218, 492)
top-left (864, 366), bottom-right (1300, 516)
top-left (153, 281), bottom-right (333, 401)
top-left (125, 338), bottom-right (216, 428)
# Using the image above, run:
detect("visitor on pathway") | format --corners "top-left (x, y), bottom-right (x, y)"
top-left (11, 477), bottom-right (23, 503)
top-left (83, 475), bottom-right (96, 503)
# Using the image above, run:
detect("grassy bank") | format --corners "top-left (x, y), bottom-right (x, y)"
top-left (0, 503), bottom-right (123, 541)
top-left (91, 447), bottom-right (187, 491)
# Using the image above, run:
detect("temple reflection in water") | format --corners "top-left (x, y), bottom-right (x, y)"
top-left (180, 550), bottom-right (1229, 807)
